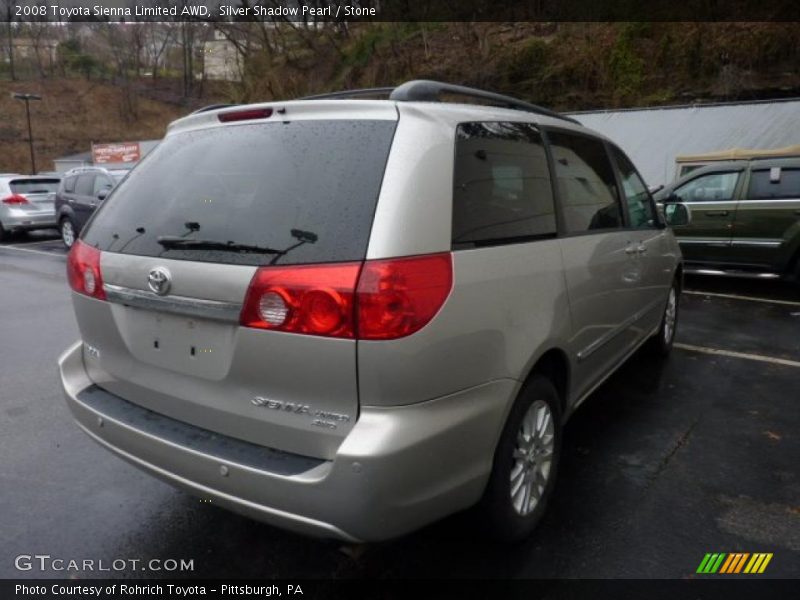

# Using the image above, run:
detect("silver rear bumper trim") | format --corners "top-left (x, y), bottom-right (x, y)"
top-left (103, 283), bottom-right (241, 322)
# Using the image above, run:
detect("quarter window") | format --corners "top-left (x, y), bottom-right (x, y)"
top-left (64, 176), bottom-right (76, 193)
top-left (747, 168), bottom-right (800, 199)
top-left (611, 146), bottom-right (657, 229)
top-left (675, 172), bottom-right (739, 202)
top-left (547, 131), bottom-right (622, 233)
top-left (452, 122), bottom-right (556, 247)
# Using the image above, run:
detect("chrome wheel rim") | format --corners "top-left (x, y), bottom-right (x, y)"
top-left (61, 221), bottom-right (74, 247)
top-left (510, 399), bottom-right (555, 516)
top-left (663, 287), bottom-right (677, 344)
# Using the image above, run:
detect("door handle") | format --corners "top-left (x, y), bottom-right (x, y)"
top-left (704, 210), bottom-right (729, 217)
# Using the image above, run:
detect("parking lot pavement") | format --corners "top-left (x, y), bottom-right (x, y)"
top-left (1, 245), bottom-right (798, 579)
top-left (0, 229), bottom-right (66, 256)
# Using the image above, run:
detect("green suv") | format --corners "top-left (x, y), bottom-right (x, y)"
top-left (655, 158), bottom-right (800, 282)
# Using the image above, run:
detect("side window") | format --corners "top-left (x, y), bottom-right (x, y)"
top-left (547, 131), bottom-right (622, 233)
top-left (64, 176), bottom-right (76, 193)
top-left (747, 168), bottom-right (800, 199)
top-left (611, 146), bottom-right (657, 229)
top-left (452, 122), bottom-right (556, 247)
top-left (93, 176), bottom-right (113, 195)
top-left (75, 174), bottom-right (96, 197)
top-left (675, 172), bottom-right (739, 202)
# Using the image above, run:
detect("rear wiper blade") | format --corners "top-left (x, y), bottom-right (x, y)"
top-left (156, 236), bottom-right (283, 255)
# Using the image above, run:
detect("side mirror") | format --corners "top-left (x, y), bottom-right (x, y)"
top-left (664, 202), bottom-right (691, 227)
top-left (96, 189), bottom-right (109, 201)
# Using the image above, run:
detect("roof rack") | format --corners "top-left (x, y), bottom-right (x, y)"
top-left (299, 79), bottom-right (578, 124)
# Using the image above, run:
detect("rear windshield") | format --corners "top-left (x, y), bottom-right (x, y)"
top-left (10, 179), bottom-right (60, 194)
top-left (83, 120), bottom-right (397, 266)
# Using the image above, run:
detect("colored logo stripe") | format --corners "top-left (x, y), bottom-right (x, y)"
top-left (697, 552), bottom-right (773, 574)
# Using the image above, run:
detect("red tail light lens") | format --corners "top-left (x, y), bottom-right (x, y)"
top-left (240, 263), bottom-right (361, 338)
top-left (240, 253), bottom-right (453, 340)
top-left (356, 253), bottom-right (453, 340)
top-left (66, 240), bottom-right (106, 300)
top-left (2, 194), bottom-right (30, 205)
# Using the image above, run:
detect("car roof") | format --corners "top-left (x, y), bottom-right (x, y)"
top-left (166, 98), bottom-right (608, 144)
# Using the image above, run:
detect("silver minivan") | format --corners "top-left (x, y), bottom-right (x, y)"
top-left (59, 81), bottom-right (687, 542)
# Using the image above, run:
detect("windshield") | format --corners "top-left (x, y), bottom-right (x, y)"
top-left (82, 119), bottom-right (397, 266)
top-left (10, 179), bottom-right (60, 194)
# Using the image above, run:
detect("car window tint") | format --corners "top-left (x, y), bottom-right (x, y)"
top-left (64, 176), bottom-right (76, 193)
top-left (82, 120), bottom-right (397, 266)
top-left (75, 174), bottom-right (95, 196)
top-left (93, 176), bottom-right (113, 195)
top-left (547, 131), bottom-right (622, 233)
top-left (611, 146), bottom-right (657, 229)
top-left (452, 122), bottom-right (556, 247)
top-left (675, 172), bottom-right (739, 202)
top-left (9, 179), bottom-right (60, 194)
top-left (747, 168), bottom-right (800, 199)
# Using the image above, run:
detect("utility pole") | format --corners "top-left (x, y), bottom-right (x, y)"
top-left (13, 93), bottom-right (42, 174)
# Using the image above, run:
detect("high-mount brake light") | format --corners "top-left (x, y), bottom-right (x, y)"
top-left (218, 108), bottom-right (273, 123)
top-left (2, 193), bottom-right (30, 205)
top-left (66, 240), bottom-right (106, 300)
top-left (240, 253), bottom-right (453, 340)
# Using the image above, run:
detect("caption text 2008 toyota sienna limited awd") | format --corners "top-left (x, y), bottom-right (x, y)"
top-left (58, 80), bottom-right (690, 542)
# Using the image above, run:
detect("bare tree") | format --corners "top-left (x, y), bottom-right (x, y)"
top-left (2, 0), bottom-right (17, 80)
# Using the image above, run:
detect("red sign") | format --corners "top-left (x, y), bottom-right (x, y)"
top-left (92, 142), bottom-right (141, 164)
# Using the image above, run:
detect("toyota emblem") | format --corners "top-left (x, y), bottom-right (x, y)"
top-left (147, 267), bottom-right (171, 296)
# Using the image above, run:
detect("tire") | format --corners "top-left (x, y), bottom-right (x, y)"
top-left (646, 279), bottom-right (680, 357)
top-left (0, 222), bottom-right (6, 243)
top-left (479, 375), bottom-right (562, 542)
top-left (60, 217), bottom-right (76, 249)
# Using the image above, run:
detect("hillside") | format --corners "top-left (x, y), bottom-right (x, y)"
top-left (2, 22), bottom-right (799, 175)
top-left (0, 78), bottom-right (188, 174)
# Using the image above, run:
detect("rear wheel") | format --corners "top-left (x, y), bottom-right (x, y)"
top-left (60, 218), bottom-right (76, 249)
top-left (0, 222), bottom-right (6, 243)
top-left (479, 375), bottom-right (562, 542)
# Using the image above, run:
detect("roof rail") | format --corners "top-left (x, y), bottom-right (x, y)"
top-left (390, 80), bottom-right (579, 124)
top-left (299, 87), bottom-right (395, 100)
top-left (297, 80), bottom-right (578, 124)
top-left (191, 103), bottom-right (238, 115)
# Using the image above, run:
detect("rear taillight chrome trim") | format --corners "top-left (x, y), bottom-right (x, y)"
top-left (103, 284), bottom-right (242, 323)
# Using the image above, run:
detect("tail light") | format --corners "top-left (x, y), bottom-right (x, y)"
top-left (240, 253), bottom-right (453, 340)
top-left (2, 194), bottom-right (30, 205)
top-left (67, 240), bottom-right (106, 300)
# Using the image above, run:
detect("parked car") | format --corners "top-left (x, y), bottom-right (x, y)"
top-left (58, 80), bottom-right (688, 542)
top-left (54, 166), bottom-right (126, 248)
top-left (0, 174), bottom-right (61, 241)
top-left (655, 157), bottom-right (800, 281)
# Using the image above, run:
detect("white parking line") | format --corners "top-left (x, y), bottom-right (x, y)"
top-left (674, 343), bottom-right (800, 369)
top-left (684, 290), bottom-right (800, 308)
top-left (14, 238), bottom-right (62, 246)
top-left (1, 244), bottom-right (65, 257)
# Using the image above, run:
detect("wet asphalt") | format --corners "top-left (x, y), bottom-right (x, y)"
top-left (1, 231), bottom-right (798, 580)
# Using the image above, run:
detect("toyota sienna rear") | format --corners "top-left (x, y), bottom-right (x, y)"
top-left (59, 81), bottom-right (685, 542)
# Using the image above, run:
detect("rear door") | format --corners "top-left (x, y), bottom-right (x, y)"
top-left (77, 112), bottom-right (398, 460)
top-left (730, 165), bottom-right (800, 271)
top-left (546, 130), bottom-right (641, 398)
top-left (669, 170), bottom-right (742, 264)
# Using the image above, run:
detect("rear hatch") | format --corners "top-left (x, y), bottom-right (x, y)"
top-left (9, 177), bottom-right (60, 214)
top-left (74, 105), bottom-right (398, 459)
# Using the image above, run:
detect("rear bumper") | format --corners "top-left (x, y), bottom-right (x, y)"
top-left (58, 341), bottom-right (516, 542)
top-left (2, 208), bottom-right (56, 231)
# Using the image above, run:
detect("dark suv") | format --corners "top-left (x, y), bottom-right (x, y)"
top-left (656, 157), bottom-right (800, 282)
top-left (55, 167), bottom-right (126, 248)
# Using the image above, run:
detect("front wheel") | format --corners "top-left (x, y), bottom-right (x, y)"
top-left (479, 375), bottom-right (562, 542)
top-left (646, 280), bottom-right (679, 357)
top-left (60, 218), bottom-right (76, 249)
